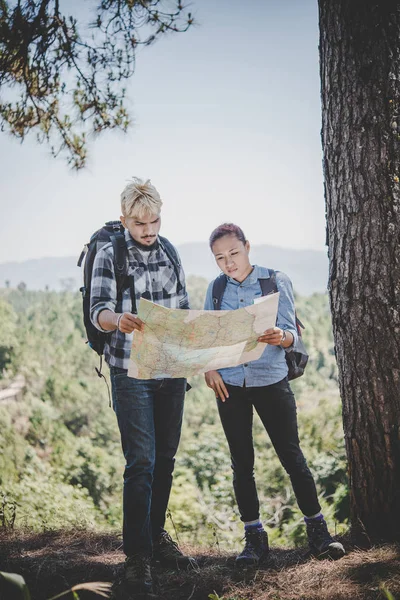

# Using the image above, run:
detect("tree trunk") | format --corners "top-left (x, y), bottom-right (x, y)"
top-left (318, 0), bottom-right (400, 543)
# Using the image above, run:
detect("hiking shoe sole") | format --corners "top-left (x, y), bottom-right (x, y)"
top-left (311, 541), bottom-right (345, 560)
top-left (235, 552), bottom-right (270, 568)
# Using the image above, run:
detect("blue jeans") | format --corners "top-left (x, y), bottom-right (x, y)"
top-left (217, 378), bottom-right (321, 521)
top-left (110, 367), bottom-right (186, 556)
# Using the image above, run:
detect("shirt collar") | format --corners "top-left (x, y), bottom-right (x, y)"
top-left (227, 265), bottom-right (270, 286)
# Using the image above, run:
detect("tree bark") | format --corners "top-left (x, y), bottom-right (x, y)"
top-left (318, 0), bottom-right (400, 542)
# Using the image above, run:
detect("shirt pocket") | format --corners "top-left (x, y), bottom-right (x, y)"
top-left (128, 268), bottom-right (147, 298)
top-left (156, 265), bottom-right (177, 294)
top-left (253, 289), bottom-right (262, 302)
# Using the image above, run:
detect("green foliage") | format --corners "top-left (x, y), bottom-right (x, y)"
top-left (0, 283), bottom-right (349, 549)
top-left (0, 297), bottom-right (18, 376)
top-left (0, 288), bottom-right (121, 531)
top-left (167, 465), bottom-right (205, 536)
top-left (0, 491), bottom-right (17, 528)
top-left (0, 404), bottom-right (27, 484)
top-left (291, 292), bottom-right (338, 397)
top-left (7, 476), bottom-right (102, 530)
top-left (186, 275), bottom-right (209, 309)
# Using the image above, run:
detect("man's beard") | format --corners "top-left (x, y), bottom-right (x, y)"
top-left (134, 236), bottom-right (159, 251)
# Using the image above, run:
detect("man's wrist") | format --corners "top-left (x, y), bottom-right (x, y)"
top-left (116, 313), bottom-right (123, 331)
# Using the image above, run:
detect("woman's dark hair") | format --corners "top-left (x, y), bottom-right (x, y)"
top-left (209, 223), bottom-right (247, 249)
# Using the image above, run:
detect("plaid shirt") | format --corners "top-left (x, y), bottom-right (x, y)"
top-left (90, 229), bottom-right (189, 369)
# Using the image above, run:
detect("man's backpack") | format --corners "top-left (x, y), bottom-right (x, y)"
top-left (77, 221), bottom-right (182, 357)
top-left (211, 270), bottom-right (308, 380)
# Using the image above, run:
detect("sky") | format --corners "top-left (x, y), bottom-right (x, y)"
top-left (0, 0), bottom-right (325, 264)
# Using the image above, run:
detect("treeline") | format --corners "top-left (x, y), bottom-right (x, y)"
top-left (0, 277), bottom-right (348, 549)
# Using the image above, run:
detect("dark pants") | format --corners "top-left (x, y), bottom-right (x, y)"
top-left (217, 378), bottom-right (321, 522)
top-left (110, 367), bottom-right (186, 556)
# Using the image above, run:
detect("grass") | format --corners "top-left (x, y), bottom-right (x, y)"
top-left (0, 529), bottom-right (399, 599)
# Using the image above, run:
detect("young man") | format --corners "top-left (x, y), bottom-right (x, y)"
top-left (90, 177), bottom-right (195, 595)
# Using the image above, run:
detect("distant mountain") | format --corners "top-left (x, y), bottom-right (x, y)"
top-left (0, 243), bottom-right (328, 296)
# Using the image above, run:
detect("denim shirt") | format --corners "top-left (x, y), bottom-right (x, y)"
top-left (203, 265), bottom-right (298, 387)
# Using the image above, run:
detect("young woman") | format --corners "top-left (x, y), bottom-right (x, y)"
top-left (204, 223), bottom-right (344, 566)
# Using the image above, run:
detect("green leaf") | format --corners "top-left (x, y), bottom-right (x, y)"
top-left (0, 571), bottom-right (31, 600)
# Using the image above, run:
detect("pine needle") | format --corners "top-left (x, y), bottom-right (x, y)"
top-left (72, 582), bottom-right (112, 597)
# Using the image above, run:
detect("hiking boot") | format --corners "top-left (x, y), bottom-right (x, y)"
top-left (235, 527), bottom-right (269, 567)
top-left (305, 516), bottom-right (345, 559)
top-left (124, 553), bottom-right (153, 594)
top-left (152, 529), bottom-right (197, 569)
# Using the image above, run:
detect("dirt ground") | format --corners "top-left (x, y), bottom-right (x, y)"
top-left (0, 529), bottom-right (399, 600)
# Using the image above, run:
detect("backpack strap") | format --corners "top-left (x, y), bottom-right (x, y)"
top-left (261, 270), bottom-right (304, 336)
top-left (95, 355), bottom-right (112, 407)
top-left (159, 235), bottom-right (181, 265)
top-left (77, 244), bottom-right (88, 267)
top-left (259, 269), bottom-right (278, 296)
top-left (158, 235), bottom-right (183, 292)
top-left (110, 232), bottom-right (126, 279)
top-left (212, 274), bottom-right (228, 310)
top-left (110, 232), bottom-right (137, 314)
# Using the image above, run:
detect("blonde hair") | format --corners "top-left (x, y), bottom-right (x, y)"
top-left (120, 177), bottom-right (163, 219)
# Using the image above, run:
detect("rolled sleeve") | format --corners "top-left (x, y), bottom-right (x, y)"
top-left (275, 271), bottom-right (298, 347)
top-left (90, 246), bottom-right (117, 332)
top-left (178, 266), bottom-right (190, 309)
